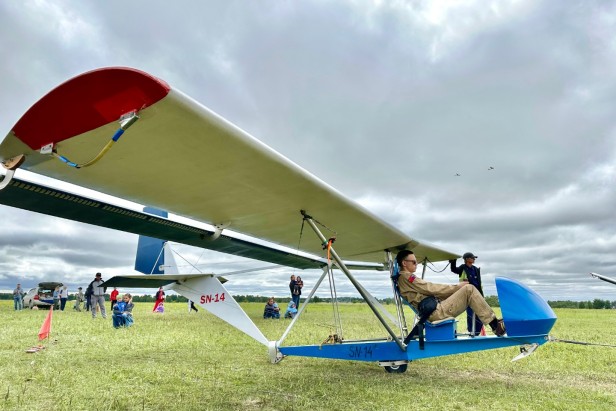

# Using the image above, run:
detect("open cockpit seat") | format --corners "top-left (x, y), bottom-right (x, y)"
top-left (391, 264), bottom-right (458, 344)
top-left (400, 293), bottom-right (458, 341)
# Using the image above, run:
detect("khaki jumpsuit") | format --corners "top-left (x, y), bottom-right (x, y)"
top-left (397, 269), bottom-right (497, 325)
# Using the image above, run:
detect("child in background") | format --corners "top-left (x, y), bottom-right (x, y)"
top-left (112, 293), bottom-right (134, 328)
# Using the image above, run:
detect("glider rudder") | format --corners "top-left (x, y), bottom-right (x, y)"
top-left (134, 207), bottom-right (168, 274)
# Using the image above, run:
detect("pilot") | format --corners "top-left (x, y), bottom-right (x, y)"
top-left (450, 252), bottom-right (484, 335)
top-left (396, 250), bottom-right (505, 337)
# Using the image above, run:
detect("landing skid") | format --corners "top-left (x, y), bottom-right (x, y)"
top-left (278, 335), bottom-right (550, 372)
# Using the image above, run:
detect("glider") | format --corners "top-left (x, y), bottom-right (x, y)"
top-left (488, 166), bottom-right (494, 170)
top-left (0, 67), bottom-right (557, 372)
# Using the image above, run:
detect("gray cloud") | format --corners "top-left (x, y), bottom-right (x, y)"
top-left (1, 1), bottom-right (615, 301)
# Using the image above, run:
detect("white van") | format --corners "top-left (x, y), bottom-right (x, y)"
top-left (23, 282), bottom-right (63, 309)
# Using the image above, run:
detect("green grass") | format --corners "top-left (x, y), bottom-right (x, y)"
top-left (1, 301), bottom-right (615, 410)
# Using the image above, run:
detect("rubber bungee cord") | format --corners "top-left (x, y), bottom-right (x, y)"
top-left (51, 112), bottom-right (139, 169)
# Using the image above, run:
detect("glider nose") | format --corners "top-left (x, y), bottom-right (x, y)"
top-left (495, 277), bottom-right (557, 337)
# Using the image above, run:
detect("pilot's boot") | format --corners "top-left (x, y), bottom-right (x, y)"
top-left (489, 318), bottom-right (506, 337)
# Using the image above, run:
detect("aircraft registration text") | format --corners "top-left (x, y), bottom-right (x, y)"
top-left (348, 344), bottom-right (376, 359)
top-left (200, 293), bottom-right (226, 304)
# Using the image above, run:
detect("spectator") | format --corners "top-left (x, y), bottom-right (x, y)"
top-left (112, 293), bottom-right (134, 328)
top-left (188, 300), bottom-right (199, 313)
top-left (84, 284), bottom-right (92, 312)
top-left (153, 287), bottom-right (165, 312)
top-left (53, 286), bottom-right (60, 310)
top-left (450, 252), bottom-right (484, 335)
top-left (292, 276), bottom-right (303, 309)
top-left (289, 275), bottom-right (296, 300)
top-left (110, 287), bottom-right (119, 313)
top-left (13, 283), bottom-right (24, 311)
top-left (74, 287), bottom-right (84, 312)
top-left (59, 285), bottom-right (69, 311)
top-left (263, 297), bottom-right (280, 319)
top-left (88, 272), bottom-right (107, 319)
top-left (284, 301), bottom-right (298, 319)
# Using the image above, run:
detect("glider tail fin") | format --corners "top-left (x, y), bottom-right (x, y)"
top-left (134, 207), bottom-right (168, 274)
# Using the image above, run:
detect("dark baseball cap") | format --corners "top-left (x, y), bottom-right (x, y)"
top-left (463, 252), bottom-right (477, 259)
top-left (95, 272), bottom-right (102, 277)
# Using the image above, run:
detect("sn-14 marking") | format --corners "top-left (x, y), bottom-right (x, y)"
top-left (348, 344), bottom-right (376, 359)
top-left (200, 293), bottom-right (226, 304)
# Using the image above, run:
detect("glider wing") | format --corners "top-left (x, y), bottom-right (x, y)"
top-left (0, 67), bottom-right (458, 263)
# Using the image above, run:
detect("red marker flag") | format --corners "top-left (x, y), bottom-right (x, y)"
top-left (38, 306), bottom-right (53, 341)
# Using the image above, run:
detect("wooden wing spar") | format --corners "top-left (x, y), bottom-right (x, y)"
top-left (0, 67), bottom-right (459, 265)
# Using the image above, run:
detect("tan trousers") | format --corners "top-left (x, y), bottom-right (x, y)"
top-left (429, 284), bottom-right (495, 325)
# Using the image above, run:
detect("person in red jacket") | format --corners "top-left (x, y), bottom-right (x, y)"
top-left (153, 287), bottom-right (165, 312)
top-left (110, 287), bottom-right (119, 313)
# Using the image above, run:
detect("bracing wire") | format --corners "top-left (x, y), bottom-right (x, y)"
top-left (326, 239), bottom-right (344, 339)
top-left (423, 257), bottom-right (451, 273)
top-left (172, 249), bottom-right (203, 273)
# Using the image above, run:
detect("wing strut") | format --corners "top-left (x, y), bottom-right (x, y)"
top-left (300, 210), bottom-right (406, 352)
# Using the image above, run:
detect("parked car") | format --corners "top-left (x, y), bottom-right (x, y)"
top-left (23, 282), bottom-right (63, 309)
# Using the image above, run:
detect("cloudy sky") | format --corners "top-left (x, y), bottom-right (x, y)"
top-left (1, 0), bottom-right (615, 301)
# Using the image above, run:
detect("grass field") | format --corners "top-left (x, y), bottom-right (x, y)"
top-left (1, 300), bottom-right (615, 410)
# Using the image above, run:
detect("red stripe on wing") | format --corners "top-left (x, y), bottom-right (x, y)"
top-left (12, 67), bottom-right (170, 149)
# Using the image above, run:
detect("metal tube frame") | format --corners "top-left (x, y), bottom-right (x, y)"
top-left (387, 251), bottom-right (409, 339)
top-left (302, 213), bottom-right (406, 351)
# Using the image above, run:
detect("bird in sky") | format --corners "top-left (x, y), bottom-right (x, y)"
top-left (455, 173), bottom-right (461, 176)
top-left (488, 166), bottom-right (494, 170)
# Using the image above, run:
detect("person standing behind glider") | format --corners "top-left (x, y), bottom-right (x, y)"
top-left (53, 286), bottom-right (60, 310)
top-left (89, 272), bottom-right (107, 319)
top-left (396, 250), bottom-right (505, 337)
top-left (289, 275), bottom-right (296, 301)
top-left (74, 287), bottom-right (84, 312)
top-left (84, 284), bottom-right (92, 312)
top-left (59, 285), bottom-right (69, 311)
top-left (153, 287), bottom-right (165, 312)
top-left (450, 252), bottom-right (484, 335)
top-left (292, 276), bottom-right (303, 309)
top-left (13, 283), bottom-right (24, 311)
top-left (110, 287), bottom-right (119, 313)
